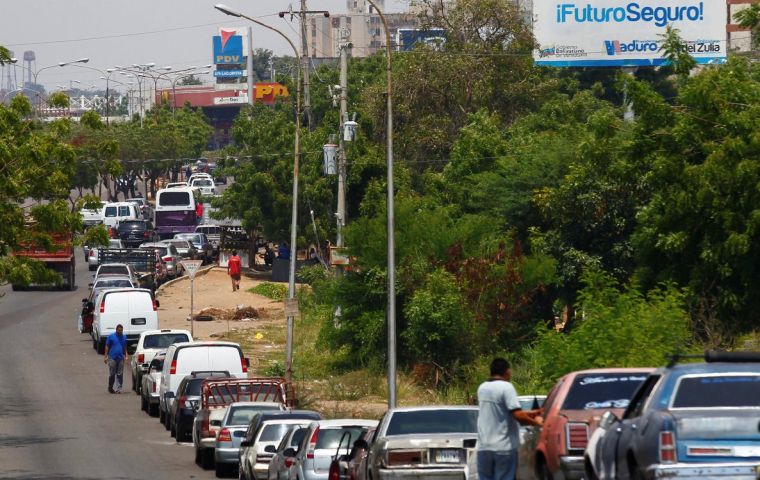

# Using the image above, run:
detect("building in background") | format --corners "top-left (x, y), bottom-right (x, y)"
top-left (728, 0), bottom-right (753, 52)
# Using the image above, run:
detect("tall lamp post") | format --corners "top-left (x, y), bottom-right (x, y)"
top-left (363, 0), bottom-right (396, 409)
top-left (71, 64), bottom-right (116, 125)
top-left (167, 69), bottom-right (211, 112)
top-left (24, 58), bottom-right (90, 115)
top-left (215, 3), bottom-right (302, 381)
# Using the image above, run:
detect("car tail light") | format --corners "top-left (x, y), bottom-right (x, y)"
top-left (217, 428), bottom-right (232, 442)
top-left (241, 357), bottom-right (248, 374)
top-left (143, 230), bottom-right (151, 238)
top-left (100, 298), bottom-right (106, 313)
top-left (163, 256), bottom-right (173, 263)
top-left (307, 427), bottom-right (319, 459)
top-left (153, 299), bottom-right (158, 311)
top-left (152, 382), bottom-right (157, 392)
top-left (170, 360), bottom-right (177, 374)
top-left (566, 423), bottom-right (589, 450)
top-left (89, 249), bottom-right (96, 257)
top-left (137, 353), bottom-right (144, 364)
top-left (201, 416), bottom-right (211, 437)
top-left (659, 431), bottom-right (677, 463)
top-left (386, 450), bottom-right (424, 466)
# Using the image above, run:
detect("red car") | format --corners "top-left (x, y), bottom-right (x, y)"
top-left (534, 368), bottom-right (654, 480)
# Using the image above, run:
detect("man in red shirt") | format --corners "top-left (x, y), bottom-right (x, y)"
top-left (227, 250), bottom-right (242, 291)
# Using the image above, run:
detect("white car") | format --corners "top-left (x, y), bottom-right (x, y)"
top-left (165, 182), bottom-right (188, 189)
top-left (141, 351), bottom-right (166, 416)
top-left (130, 329), bottom-right (192, 394)
top-left (87, 239), bottom-right (124, 270)
top-left (189, 176), bottom-right (216, 196)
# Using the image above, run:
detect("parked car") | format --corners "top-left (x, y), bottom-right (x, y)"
top-left (168, 371), bottom-right (233, 442)
top-left (87, 239), bottom-right (125, 270)
top-left (533, 368), bottom-right (653, 480)
top-left (287, 419), bottom-right (379, 480)
top-left (130, 329), bottom-right (192, 394)
top-left (326, 426), bottom-right (377, 480)
top-left (217, 405), bottom-right (317, 478)
top-left (174, 232), bottom-right (213, 262)
top-left (78, 276), bottom-right (135, 334)
top-left (115, 219), bottom-right (159, 248)
top-left (585, 351), bottom-right (760, 480)
top-left (162, 239), bottom-right (198, 259)
top-left (158, 341), bottom-right (251, 431)
top-left (140, 242), bottom-right (183, 278)
top-left (91, 288), bottom-right (159, 354)
top-left (362, 406), bottom-right (479, 480)
top-left (268, 424), bottom-right (310, 480)
top-left (140, 351), bottom-right (167, 416)
top-left (238, 411), bottom-right (323, 480)
top-left (125, 197), bottom-right (153, 221)
top-left (80, 203), bottom-right (104, 228)
top-left (192, 378), bottom-right (292, 470)
top-left (195, 224), bottom-right (221, 253)
top-left (89, 274), bottom-right (135, 292)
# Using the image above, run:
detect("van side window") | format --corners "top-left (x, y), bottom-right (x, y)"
top-left (105, 206), bottom-right (117, 217)
top-left (118, 206), bottom-right (131, 216)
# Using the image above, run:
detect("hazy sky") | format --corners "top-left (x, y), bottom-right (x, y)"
top-left (1, 0), bottom-right (408, 92)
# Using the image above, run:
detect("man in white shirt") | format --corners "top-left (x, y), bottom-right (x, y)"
top-left (477, 358), bottom-right (543, 480)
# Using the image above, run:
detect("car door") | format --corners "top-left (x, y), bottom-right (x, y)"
top-left (614, 375), bottom-right (661, 480)
top-left (538, 379), bottom-right (565, 473)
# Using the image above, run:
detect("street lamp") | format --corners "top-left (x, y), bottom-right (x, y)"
top-left (363, 0), bottom-right (396, 409)
top-left (72, 64), bottom-right (117, 125)
top-left (215, 3), bottom-right (302, 381)
top-left (167, 69), bottom-right (211, 112)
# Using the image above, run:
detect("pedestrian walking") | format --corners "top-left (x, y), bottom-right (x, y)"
top-left (227, 250), bottom-right (242, 291)
top-left (103, 324), bottom-right (128, 394)
top-left (195, 201), bottom-right (204, 223)
top-left (477, 358), bottom-right (543, 480)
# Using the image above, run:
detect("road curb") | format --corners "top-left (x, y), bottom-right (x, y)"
top-left (155, 264), bottom-right (217, 296)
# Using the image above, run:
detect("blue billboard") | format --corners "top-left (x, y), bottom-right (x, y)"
top-left (396, 29), bottom-right (446, 51)
top-left (213, 35), bottom-right (244, 65)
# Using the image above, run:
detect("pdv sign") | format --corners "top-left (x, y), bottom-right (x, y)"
top-left (533, 0), bottom-right (726, 67)
top-left (213, 31), bottom-right (244, 65)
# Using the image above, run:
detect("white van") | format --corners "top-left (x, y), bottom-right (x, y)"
top-left (91, 288), bottom-right (159, 355)
top-left (102, 202), bottom-right (140, 229)
top-left (158, 341), bottom-right (249, 421)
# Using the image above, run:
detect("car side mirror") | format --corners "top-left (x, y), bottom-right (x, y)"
top-left (284, 448), bottom-right (296, 458)
top-left (600, 410), bottom-right (619, 429)
top-left (240, 440), bottom-right (251, 448)
top-left (210, 419), bottom-right (221, 427)
top-left (264, 445), bottom-right (277, 453)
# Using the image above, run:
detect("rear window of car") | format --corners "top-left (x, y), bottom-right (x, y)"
top-left (562, 373), bottom-right (650, 410)
top-left (672, 375), bottom-right (760, 408)
top-left (119, 221), bottom-right (145, 230)
top-left (259, 423), bottom-right (293, 442)
top-left (94, 278), bottom-right (133, 289)
top-left (105, 206), bottom-right (117, 217)
top-left (143, 333), bottom-right (190, 349)
top-left (98, 266), bottom-right (128, 276)
top-left (228, 406), bottom-right (267, 426)
top-left (159, 191), bottom-right (191, 206)
top-left (316, 427), bottom-right (367, 449)
top-left (386, 410), bottom-right (478, 435)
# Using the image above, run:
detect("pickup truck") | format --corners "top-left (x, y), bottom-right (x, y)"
top-left (98, 247), bottom-right (165, 292)
top-left (80, 206), bottom-right (104, 228)
top-left (192, 378), bottom-right (296, 469)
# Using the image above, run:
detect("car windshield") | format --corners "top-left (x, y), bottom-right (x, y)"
top-left (193, 179), bottom-right (213, 187)
top-left (562, 373), bottom-right (650, 410)
top-left (258, 423), bottom-right (294, 441)
top-left (672, 375), bottom-right (760, 408)
top-left (94, 278), bottom-right (132, 288)
top-left (98, 266), bottom-right (128, 276)
top-left (143, 333), bottom-right (190, 349)
top-left (176, 234), bottom-right (201, 243)
top-left (315, 427), bottom-right (367, 449)
top-left (386, 409), bottom-right (478, 435)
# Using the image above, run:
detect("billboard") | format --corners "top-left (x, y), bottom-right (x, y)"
top-left (396, 28), bottom-right (446, 51)
top-left (213, 34), bottom-right (243, 65)
top-left (533, 1), bottom-right (727, 67)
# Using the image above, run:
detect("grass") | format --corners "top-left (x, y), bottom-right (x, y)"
top-left (247, 282), bottom-right (288, 301)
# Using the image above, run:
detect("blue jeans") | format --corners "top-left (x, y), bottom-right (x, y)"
top-left (477, 449), bottom-right (517, 480)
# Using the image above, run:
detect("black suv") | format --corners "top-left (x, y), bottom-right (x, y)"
top-left (168, 371), bottom-right (232, 442)
top-left (115, 220), bottom-right (158, 247)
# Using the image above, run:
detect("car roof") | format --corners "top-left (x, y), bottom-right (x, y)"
top-left (139, 329), bottom-right (191, 338)
top-left (310, 419), bottom-right (379, 428)
top-left (98, 263), bottom-right (130, 268)
top-left (560, 367), bottom-right (655, 379)
top-left (658, 362), bottom-right (760, 375)
top-left (93, 275), bottom-right (133, 282)
top-left (387, 405), bottom-right (480, 413)
top-left (228, 401), bottom-right (284, 408)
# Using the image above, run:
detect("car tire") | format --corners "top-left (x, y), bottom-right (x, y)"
top-left (159, 407), bottom-right (166, 424)
top-left (177, 423), bottom-right (189, 442)
top-left (170, 420), bottom-right (176, 438)
top-left (164, 412), bottom-right (171, 431)
top-left (215, 462), bottom-right (229, 478)
top-left (201, 448), bottom-right (215, 470)
top-left (96, 338), bottom-right (106, 355)
top-left (141, 394), bottom-right (148, 412)
top-left (584, 458), bottom-right (599, 480)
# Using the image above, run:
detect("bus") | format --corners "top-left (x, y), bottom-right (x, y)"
top-left (154, 186), bottom-right (201, 239)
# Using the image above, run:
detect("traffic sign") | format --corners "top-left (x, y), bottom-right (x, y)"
top-left (181, 260), bottom-right (204, 279)
top-left (284, 298), bottom-right (300, 317)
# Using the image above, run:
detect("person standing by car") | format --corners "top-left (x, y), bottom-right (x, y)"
top-left (477, 358), bottom-right (543, 480)
top-left (227, 250), bottom-right (242, 291)
top-left (104, 324), bottom-right (129, 394)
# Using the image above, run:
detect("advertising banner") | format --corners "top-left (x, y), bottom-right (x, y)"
top-left (533, 1), bottom-right (727, 67)
top-left (214, 69), bottom-right (246, 78)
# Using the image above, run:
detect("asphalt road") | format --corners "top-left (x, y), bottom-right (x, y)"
top-left (0, 250), bottom-right (215, 480)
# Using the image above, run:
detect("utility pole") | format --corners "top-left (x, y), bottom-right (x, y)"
top-left (336, 40), bottom-right (350, 248)
top-left (279, 3), bottom-right (329, 132)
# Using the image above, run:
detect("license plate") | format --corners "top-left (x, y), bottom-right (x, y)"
top-left (131, 317), bottom-right (146, 325)
top-left (435, 449), bottom-right (462, 463)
